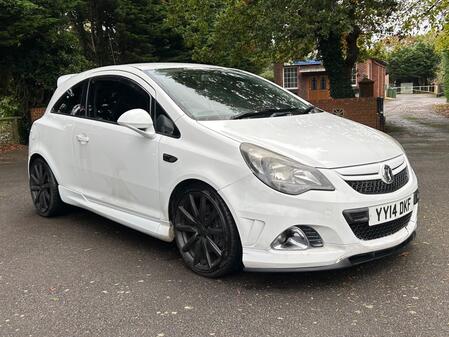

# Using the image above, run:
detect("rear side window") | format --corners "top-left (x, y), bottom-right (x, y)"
top-left (87, 77), bottom-right (150, 123)
top-left (51, 81), bottom-right (86, 116)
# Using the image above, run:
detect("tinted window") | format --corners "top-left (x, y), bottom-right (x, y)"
top-left (145, 68), bottom-right (309, 121)
top-left (153, 100), bottom-right (180, 138)
top-left (87, 77), bottom-right (150, 123)
top-left (51, 81), bottom-right (85, 116)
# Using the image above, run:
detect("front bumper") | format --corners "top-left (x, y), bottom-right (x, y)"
top-left (246, 231), bottom-right (416, 272)
top-left (219, 160), bottom-right (419, 271)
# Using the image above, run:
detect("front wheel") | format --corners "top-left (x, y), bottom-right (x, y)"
top-left (173, 185), bottom-right (242, 277)
top-left (29, 157), bottom-right (65, 217)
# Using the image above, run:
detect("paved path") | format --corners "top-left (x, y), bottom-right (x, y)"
top-left (385, 94), bottom-right (449, 159)
top-left (1, 97), bottom-right (449, 337)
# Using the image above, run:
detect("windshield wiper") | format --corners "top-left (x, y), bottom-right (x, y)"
top-left (231, 106), bottom-right (315, 120)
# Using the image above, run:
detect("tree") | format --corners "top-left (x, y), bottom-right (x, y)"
top-left (0, 0), bottom-right (90, 116)
top-left (442, 50), bottom-right (449, 101)
top-left (69, 0), bottom-right (191, 66)
top-left (167, 0), bottom-right (268, 73)
top-left (388, 42), bottom-right (440, 85)
top-left (168, 0), bottom-right (405, 98)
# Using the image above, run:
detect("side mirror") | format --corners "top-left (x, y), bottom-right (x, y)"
top-left (117, 108), bottom-right (156, 139)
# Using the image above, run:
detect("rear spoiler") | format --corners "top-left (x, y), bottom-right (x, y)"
top-left (57, 74), bottom-right (77, 87)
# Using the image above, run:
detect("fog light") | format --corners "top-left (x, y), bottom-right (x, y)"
top-left (271, 226), bottom-right (309, 250)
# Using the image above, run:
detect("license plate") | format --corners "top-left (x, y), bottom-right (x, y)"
top-left (369, 195), bottom-right (413, 226)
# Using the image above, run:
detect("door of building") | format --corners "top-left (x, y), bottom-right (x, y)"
top-left (308, 75), bottom-right (330, 100)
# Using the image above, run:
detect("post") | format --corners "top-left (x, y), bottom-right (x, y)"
top-left (358, 77), bottom-right (375, 97)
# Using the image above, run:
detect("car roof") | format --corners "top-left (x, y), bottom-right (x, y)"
top-left (57, 63), bottom-right (235, 89)
top-left (83, 63), bottom-right (225, 74)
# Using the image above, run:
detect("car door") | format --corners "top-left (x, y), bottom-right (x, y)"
top-left (46, 79), bottom-right (88, 190)
top-left (72, 72), bottom-right (161, 220)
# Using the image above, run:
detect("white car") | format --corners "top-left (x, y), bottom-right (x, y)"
top-left (28, 63), bottom-right (419, 277)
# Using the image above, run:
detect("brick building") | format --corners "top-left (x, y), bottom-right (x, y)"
top-left (274, 58), bottom-right (387, 100)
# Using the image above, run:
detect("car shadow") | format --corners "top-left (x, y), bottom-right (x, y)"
top-left (43, 205), bottom-right (414, 291)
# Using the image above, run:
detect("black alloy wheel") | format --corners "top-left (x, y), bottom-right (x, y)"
top-left (173, 185), bottom-right (242, 277)
top-left (29, 158), bottom-right (65, 217)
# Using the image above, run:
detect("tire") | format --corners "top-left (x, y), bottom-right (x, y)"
top-left (29, 157), bottom-right (65, 217)
top-left (172, 184), bottom-right (242, 277)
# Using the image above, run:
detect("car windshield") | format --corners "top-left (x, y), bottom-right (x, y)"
top-left (145, 67), bottom-right (312, 121)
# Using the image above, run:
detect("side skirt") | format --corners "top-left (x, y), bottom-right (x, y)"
top-left (59, 186), bottom-right (174, 242)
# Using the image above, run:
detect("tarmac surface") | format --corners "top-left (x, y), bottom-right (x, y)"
top-left (0, 94), bottom-right (448, 337)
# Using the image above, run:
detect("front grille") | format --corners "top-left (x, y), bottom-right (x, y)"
top-left (348, 212), bottom-right (412, 241)
top-left (346, 167), bottom-right (409, 194)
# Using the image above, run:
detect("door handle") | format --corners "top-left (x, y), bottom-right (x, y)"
top-left (76, 134), bottom-right (89, 144)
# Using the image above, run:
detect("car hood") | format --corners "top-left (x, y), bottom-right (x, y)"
top-left (199, 113), bottom-right (403, 168)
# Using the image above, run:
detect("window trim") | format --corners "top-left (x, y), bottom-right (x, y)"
top-left (283, 66), bottom-right (298, 89)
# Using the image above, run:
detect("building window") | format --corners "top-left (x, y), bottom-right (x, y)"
top-left (283, 66), bottom-right (298, 89)
top-left (351, 66), bottom-right (357, 86)
top-left (320, 76), bottom-right (327, 90)
top-left (311, 77), bottom-right (317, 90)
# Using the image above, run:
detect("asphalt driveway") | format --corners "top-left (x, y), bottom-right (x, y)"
top-left (1, 94), bottom-right (449, 337)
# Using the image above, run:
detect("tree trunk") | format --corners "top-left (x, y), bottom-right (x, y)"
top-left (318, 30), bottom-right (356, 99)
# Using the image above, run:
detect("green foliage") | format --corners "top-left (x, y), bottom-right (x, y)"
top-left (442, 51), bottom-right (449, 102)
top-left (0, 1), bottom-right (91, 106)
top-left (388, 42), bottom-right (440, 85)
top-left (168, 0), bottom-right (404, 98)
top-left (0, 0), bottom-right (191, 143)
top-left (69, 0), bottom-right (191, 66)
top-left (166, 0), bottom-right (268, 73)
top-left (259, 66), bottom-right (274, 82)
top-left (0, 95), bottom-right (20, 118)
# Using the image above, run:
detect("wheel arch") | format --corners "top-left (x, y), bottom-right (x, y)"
top-left (28, 151), bottom-right (62, 184)
top-left (168, 179), bottom-right (213, 223)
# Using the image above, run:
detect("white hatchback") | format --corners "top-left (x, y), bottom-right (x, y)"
top-left (28, 63), bottom-right (419, 277)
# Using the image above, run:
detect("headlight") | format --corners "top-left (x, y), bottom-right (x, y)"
top-left (240, 143), bottom-right (335, 195)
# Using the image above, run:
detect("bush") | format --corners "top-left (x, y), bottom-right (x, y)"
top-left (0, 96), bottom-right (20, 118)
top-left (259, 66), bottom-right (274, 82)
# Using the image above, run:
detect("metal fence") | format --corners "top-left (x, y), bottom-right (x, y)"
top-left (388, 85), bottom-right (444, 96)
top-left (0, 117), bottom-right (21, 145)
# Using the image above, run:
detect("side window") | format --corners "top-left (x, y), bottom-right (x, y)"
top-left (153, 100), bottom-right (180, 138)
top-left (87, 77), bottom-right (150, 123)
top-left (51, 81), bottom-right (86, 116)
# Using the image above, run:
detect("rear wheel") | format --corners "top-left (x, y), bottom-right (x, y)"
top-left (29, 158), bottom-right (65, 217)
top-left (172, 184), bottom-right (242, 277)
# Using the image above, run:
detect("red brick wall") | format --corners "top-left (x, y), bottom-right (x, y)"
top-left (309, 97), bottom-right (380, 129)
top-left (274, 63), bottom-right (283, 87)
top-left (297, 72), bottom-right (308, 98)
top-left (356, 59), bottom-right (385, 97)
top-left (356, 60), bottom-right (370, 84)
top-left (30, 107), bottom-right (46, 122)
top-left (371, 61), bottom-right (386, 97)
